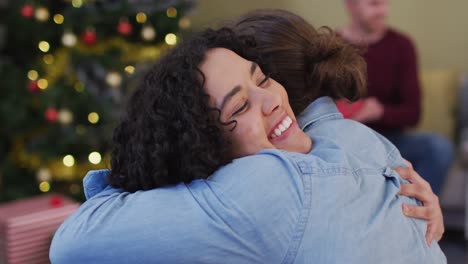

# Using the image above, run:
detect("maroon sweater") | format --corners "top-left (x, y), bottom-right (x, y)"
top-left (360, 29), bottom-right (421, 133)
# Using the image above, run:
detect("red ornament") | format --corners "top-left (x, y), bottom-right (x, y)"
top-left (27, 80), bottom-right (40, 92)
top-left (20, 4), bottom-right (34, 18)
top-left (117, 20), bottom-right (132, 35)
top-left (44, 107), bottom-right (58, 122)
top-left (81, 28), bottom-right (97, 46)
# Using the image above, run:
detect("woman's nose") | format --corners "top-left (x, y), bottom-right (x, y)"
top-left (259, 88), bottom-right (281, 116)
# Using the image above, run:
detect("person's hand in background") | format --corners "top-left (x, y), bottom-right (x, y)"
top-left (350, 97), bottom-right (384, 123)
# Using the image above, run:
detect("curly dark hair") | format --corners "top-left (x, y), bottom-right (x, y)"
top-left (107, 28), bottom-right (267, 192)
top-left (229, 9), bottom-right (367, 114)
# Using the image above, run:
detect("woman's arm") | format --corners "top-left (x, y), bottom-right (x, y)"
top-left (367, 129), bottom-right (444, 245)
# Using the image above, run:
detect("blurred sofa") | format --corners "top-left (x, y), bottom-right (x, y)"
top-left (416, 70), bottom-right (467, 239)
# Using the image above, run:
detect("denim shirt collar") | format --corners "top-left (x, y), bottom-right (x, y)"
top-left (297, 96), bottom-right (343, 131)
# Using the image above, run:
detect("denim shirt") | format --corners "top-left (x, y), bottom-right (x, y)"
top-left (50, 97), bottom-right (446, 264)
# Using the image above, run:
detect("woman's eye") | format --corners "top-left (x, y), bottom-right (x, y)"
top-left (258, 74), bottom-right (270, 87)
top-left (231, 101), bottom-right (248, 117)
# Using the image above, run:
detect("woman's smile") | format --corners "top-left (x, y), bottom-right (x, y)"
top-left (200, 48), bottom-right (312, 158)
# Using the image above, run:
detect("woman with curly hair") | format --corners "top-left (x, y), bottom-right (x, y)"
top-left (50, 11), bottom-right (445, 264)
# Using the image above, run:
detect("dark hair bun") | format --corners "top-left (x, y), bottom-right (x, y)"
top-left (230, 9), bottom-right (367, 113)
top-left (306, 27), bottom-right (366, 103)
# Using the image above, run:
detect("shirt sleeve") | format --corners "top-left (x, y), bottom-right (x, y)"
top-left (375, 36), bottom-right (422, 128)
top-left (50, 151), bottom-right (305, 263)
top-left (370, 130), bottom-right (407, 168)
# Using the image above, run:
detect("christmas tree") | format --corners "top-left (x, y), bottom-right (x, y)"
top-left (0, 0), bottom-right (195, 202)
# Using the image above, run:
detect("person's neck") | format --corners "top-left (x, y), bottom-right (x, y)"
top-left (341, 21), bottom-right (387, 45)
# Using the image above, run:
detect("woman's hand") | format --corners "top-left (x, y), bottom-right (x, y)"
top-left (393, 161), bottom-right (444, 246)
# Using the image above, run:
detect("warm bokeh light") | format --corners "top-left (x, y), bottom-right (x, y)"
top-left (88, 152), bottom-right (102, 164)
top-left (63, 155), bottom-right (75, 167)
top-left (74, 82), bottom-right (84, 92)
top-left (38, 41), bottom-right (50, 52)
top-left (53, 14), bottom-right (64, 24)
top-left (166, 7), bottom-right (177, 18)
top-left (72, 0), bottom-right (83, 8)
top-left (58, 109), bottom-right (73, 124)
top-left (179, 17), bottom-right (191, 29)
top-left (136, 12), bottom-right (147, 23)
top-left (62, 32), bottom-right (77, 47)
top-left (141, 25), bottom-right (156, 41)
top-left (165, 33), bottom-right (177, 45)
top-left (105, 72), bottom-right (122, 87)
top-left (37, 168), bottom-right (52, 182)
top-left (124, 65), bottom-right (135, 74)
top-left (43, 54), bottom-right (54, 65)
top-left (35, 7), bottom-right (50, 21)
top-left (88, 112), bottom-right (99, 124)
top-left (37, 78), bottom-right (48, 89)
top-left (39, 181), bottom-right (51, 192)
top-left (28, 70), bottom-right (39, 80)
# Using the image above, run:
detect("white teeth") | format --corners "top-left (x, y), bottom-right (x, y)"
top-left (281, 118), bottom-right (291, 128)
top-left (271, 116), bottom-right (294, 139)
top-left (274, 128), bottom-right (282, 136)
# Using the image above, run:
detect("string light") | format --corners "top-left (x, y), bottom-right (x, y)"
top-left (136, 12), bottom-right (147, 23)
top-left (58, 109), bottom-right (73, 124)
top-left (37, 168), bottom-right (52, 182)
top-left (35, 7), bottom-right (50, 22)
top-left (63, 155), bottom-right (75, 167)
top-left (74, 82), bottom-right (84, 92)
top-left (179, 17), bottom-right (191, 29)
top-left (62, 32), bottom-right (77, 47)
top-left (53, 14), bottom-right (64, 24)
top-left (72, 0), bottom-right (83, 8)
top-left (43, 54), bottom-right (54, 65)
top-left (37, 78), bottom-right (48, 89)
top-left (166, 7), bottom-right (177, 18)
top-left (165, 33), bottom-right (177, 45)
top-left (141, 25), bottom-right (156, 41)
top-left (38, 41), bottom-right (50, 52)
top-left (88, 112), bottom-right (99, 124)
top-left (39, 181), bottom-right (51, 192)
top-left (124, 65), bottom-right (135, 74)
top-left (28, 70), bottom-right (39, 80)
top-left (88, 152), bottom-right (102, 164)
top-left (106, 72), bottom-right (122, 87)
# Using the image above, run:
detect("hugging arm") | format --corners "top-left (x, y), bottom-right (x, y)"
top-left (394, 163), bottom-right (444, 245)
top-left (374, 130), bottom-right (444, 245)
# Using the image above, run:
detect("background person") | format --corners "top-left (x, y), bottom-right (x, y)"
top-left (338, 0), bottom-right (454, 194)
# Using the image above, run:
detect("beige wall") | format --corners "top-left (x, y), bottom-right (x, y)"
top-left (189, 0), bottom-right (468, 72)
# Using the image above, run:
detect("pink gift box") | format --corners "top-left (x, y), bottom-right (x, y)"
top-left (0, 194), bottom-right (79, 264)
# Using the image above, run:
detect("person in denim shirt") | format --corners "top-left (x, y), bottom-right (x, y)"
top-left (50, 13), bottom-right (445, 264)
top-left (229, 9), bottom-right (444, 244)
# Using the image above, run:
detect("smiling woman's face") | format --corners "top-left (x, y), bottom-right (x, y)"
top-left (200, 48), bottom-right (312, 158)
